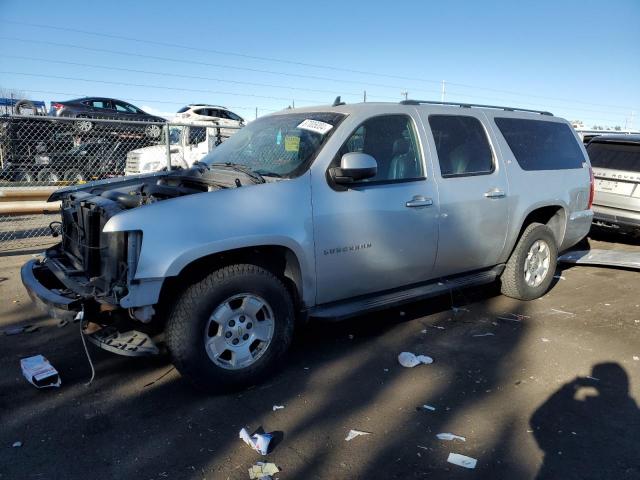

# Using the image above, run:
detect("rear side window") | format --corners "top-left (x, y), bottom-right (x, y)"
top-left (495, 118), bottom-right (584, 170)
top-left (587, 142), bottom-right (640, 172)
top-left (428, 115), bottom-right (493, 177)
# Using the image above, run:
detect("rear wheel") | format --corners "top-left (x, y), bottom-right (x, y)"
top-left (166, 264), bottom-right (295, 392)
top-left (74, 116), bottom-right (93, 133)
top-left (500, 222), bottom-right (558, 300)
top-left (144, 124), bottom-right (162, 139)
top-left (36, 168), bottom-right (60, 184)
top-left (14, 170), bottom-right (34, 183)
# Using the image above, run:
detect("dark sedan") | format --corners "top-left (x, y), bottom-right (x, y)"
top-left (49, 97), bottom-right (166, 138)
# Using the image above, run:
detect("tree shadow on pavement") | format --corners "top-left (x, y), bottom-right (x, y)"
top-left (530, 363), bottom-right (640, 480)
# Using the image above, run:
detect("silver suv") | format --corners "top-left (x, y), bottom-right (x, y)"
top-left (21, 100), bottom-right (593, 391)
top-left (587, 134), bottom-right (640, 235)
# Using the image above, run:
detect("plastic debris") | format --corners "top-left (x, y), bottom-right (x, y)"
top-left (549, 308), bottom-right (575, 316)
top-left (497, 313), bottom-right (529, 322)
top-left (12, 441), bottom-right (22, 448)
top-left (345, 429), bottom-right (371, 441)
top-left (447, 452), bottom-right (477, 469)
top-left (74, 311), bottom-right (84, 323)
top-left (452, 307), bottom-right (470, 314)
top-left (398, 352), bottom-right (433, 368)
top-left (248, 462), bottom-right (280, 479)
top-left (586, 375), bottom-right (600, 381)
top-left (4, 325), bottom-right (37, 335)
top-left (417, 404), bottom-right (436, 411)
top-left (633, 356), bottom-right (639, 361)
top-left (472, 333), bottom-right (495, 337)
top-left (553, 274), bottom-right (566, 280)
top-left (239, 428), bottom-right (273, 455)
top-left (272, 405), bottom-right (285, 411)
top-left (541, 338), bottom-right (550, 343)
top-left (437, 433), bottom-right (466, 441)
top-left (20, 355), bottom-right (61, 389)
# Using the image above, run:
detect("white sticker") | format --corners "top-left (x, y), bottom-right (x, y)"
top-left (297, 119), bottom-right (333, 135)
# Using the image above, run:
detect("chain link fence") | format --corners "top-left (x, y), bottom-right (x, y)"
top-left (0, 114), bottom-right (237, 251)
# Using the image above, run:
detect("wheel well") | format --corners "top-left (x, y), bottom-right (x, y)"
top-left (518, 206), bottom-right (566, 246)
top-left (159, 245), bottom-right (304, 310)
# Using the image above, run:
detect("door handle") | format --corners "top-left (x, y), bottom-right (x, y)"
top-left (406, 195), bottom-right (433, 208)
top-left (484, 188), bottom-right (506, 199)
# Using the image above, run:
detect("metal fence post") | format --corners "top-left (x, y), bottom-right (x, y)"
top-left (164, 123), bottom-right (171, 170)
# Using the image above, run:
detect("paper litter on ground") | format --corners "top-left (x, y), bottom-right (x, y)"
top-left (447, 452), bottom-right (477, 469)
top-left (398, 352), bottom-right (433, 368)
top-left (239, 428), bottom-right (272, 455)
top-left (436, 433), bottom-right (466, 441)
top-left (272, 405), bottom-right (285, 411)
top-left (345, 429), bottom-right (371, 441)
top-left (417, 404), bottom-right (436, 411)
top-left (248, 462), bottom-right (279, 479)
top-left (20, 355), bottom-right (61, 388)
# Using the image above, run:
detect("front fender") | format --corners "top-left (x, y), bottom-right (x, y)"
top-left (104, 175), bottom-right (315, 304)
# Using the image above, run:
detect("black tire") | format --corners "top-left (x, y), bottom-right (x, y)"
top-left (63, 169), bottom-right (85, 183)
top-left (166, 264), bottom-right (295, 392)
top-left (36, 168), bottom-right (60, 184)
top-left (14, 170), bottom-right (34, 183)
top-left (500, 222), bottom-right (558, 300)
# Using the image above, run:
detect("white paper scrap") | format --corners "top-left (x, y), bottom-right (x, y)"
top-left (248, 462), bottom-right (280, 479)
top-left (20, 355), bottom-right (61, 389)
top-left (239, 428), bottom-right (272, 455)
top-left (272, 405), bottom-right (285, 411)
top-left (437, 433), bottom-right (466, 441)
top-left (398, 352), bottom-right (433, 368)
top-left (296, 119), bottom-right (333, 135)
top-left (345, 429), bottom-right (371, 441)
top-left (447, 452), bottom-right (477, 469)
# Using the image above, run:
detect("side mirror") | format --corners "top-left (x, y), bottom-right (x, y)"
top-left (330, 152), bottom-right (377, 184)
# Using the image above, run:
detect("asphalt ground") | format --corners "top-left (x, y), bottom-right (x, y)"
top-left (0, 229), bottom-right (639, 480)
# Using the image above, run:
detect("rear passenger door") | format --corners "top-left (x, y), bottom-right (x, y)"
top-left (424, 113), bottom-right (509, 277)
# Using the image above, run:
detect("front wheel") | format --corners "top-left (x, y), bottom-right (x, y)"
top-left (166, 264), bottom-right (295, 392)
top-left (500, 222), bottom-right (558, 300)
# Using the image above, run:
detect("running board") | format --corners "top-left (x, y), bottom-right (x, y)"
top-left (310, 266), bottom-right (503, 321)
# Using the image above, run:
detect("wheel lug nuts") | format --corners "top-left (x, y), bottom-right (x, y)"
top-left (229, 320), bottom-right (235, 327)
top-left (243, 334), bottom-right (249, 340)
top-left (247, 323), bottom-right (252, 329)
top-left (232, 338), bottom-right (239, 345)
top-left (239, 315), bottom-right (245, 323)
top-left (225, 332), bottom-right (232, 338)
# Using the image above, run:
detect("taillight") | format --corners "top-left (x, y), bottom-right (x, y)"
top-left (588, 166), bottom-right (595, 209)
top-left (51, 102), bottom-right (64, 111)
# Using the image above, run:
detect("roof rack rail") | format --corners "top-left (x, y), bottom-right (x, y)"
top-left (399, 99), bottom-right (553, 116)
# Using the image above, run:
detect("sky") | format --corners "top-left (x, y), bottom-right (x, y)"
top-left (0, 0), bottom-right (638, 128)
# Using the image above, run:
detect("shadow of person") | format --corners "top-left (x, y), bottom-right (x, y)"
top-left (531, 363), bottom-right (640, 479)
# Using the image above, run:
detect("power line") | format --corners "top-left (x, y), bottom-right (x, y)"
top-left (3, 20), bottom-right (637, 112)
top-left (0, 36), bottom-right (437, 95)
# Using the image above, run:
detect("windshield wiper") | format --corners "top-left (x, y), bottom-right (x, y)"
top-left (254, 170), bottom-right (284, 178)
top-left (210, 162), bottom-right (265, 184)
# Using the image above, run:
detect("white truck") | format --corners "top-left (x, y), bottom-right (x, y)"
top-left (125, 120), bottom-right (240, 175)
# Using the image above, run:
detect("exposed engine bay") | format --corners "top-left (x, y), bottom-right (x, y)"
top-left (43, 163), bottom-right (252, 308)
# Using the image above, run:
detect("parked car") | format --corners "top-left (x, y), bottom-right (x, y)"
top-left (125, 119), bottom-right (239, 175)
top-left (587, 134), bottom-right (640, 235)
top-left (49, 97), bottom-right (166, 138)
top-left (22, 100), bottom-right (593, 392)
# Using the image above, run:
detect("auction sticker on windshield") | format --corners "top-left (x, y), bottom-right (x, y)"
top-left (297, 119), bottom-right (334, 135)
top-left (284, 135), bottom-right (300, 152)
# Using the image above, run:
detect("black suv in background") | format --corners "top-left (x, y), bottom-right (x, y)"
top-left (49, 97), bottom-right (166, 138)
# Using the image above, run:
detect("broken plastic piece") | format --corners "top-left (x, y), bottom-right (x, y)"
top-left (447, 452), bottom-right (477, 469)
top-left (398, 352), bottom-right (433, 368)
top-left (559, 249), bottom-right (640, 270)
top-left (239, 428), bottom-right (273, 455)
top-left (86, 327), bottom-right (159, 357)
top-left (20, 355), bottom-right (61, 388)
top-left (12, 441), bottom-right (22, 448)
top-left (272, 405), bottom-right (285, 411)
top-left (633, 356), bottom-right (639, 361)
top-left (437, 433), bottom-right (466, 441)
top-left (248, 462), bottom-right (279, 479)
top-left (345, 429), bottom-right (371, 441)
top-left (417, 404), bottom-right (436, 411)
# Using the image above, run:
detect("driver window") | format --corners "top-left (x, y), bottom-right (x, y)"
top-left (335, 115), bottom-right (424, 182)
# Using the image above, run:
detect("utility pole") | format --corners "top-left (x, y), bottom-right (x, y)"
top-left (401, 91), bottom-right (408, 101)
top-left (363, 90), bottom-right (367, 102)
top-left (292, 99), bottom-right (295, 108)
top-left (441, 80), bottom-right (446, 102)
top-left (255, 107), bottom-right (258, 120)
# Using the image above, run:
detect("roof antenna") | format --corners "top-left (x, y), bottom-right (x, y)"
top-left (332, 96), bottom-right (346, 107)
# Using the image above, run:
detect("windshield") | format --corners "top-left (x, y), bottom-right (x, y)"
top-left (202, 112), bottom-right (345, 178)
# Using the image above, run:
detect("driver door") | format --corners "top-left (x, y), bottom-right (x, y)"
top-left (312, 114), bottom-right (439, 304)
